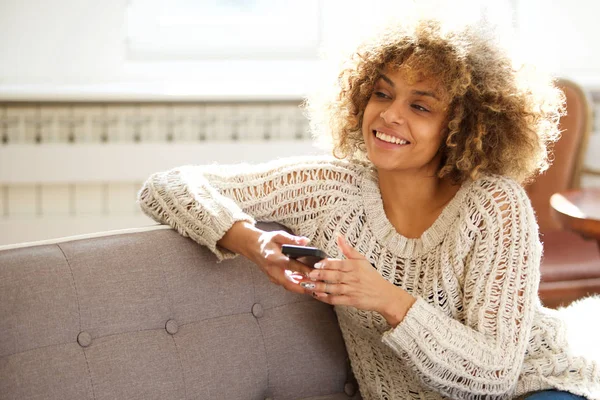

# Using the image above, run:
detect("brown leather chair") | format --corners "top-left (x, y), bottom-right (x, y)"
top-left (526, 78), bottom-right (600, 308)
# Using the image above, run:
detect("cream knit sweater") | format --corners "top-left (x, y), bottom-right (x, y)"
top-left (138, 156), bottom-right (600, 400)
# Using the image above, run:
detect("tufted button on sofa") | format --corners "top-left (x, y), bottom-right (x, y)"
top-left (0, 224), bottom-right (363, 400)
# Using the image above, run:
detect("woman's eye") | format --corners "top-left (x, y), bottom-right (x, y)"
top-left (374, 91), bottom-right (390, 99)
top-left (412, 104), bottom-right (430, 112)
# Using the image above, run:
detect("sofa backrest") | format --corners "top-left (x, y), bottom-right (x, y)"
top-left (0, 225), bottom-right (359, 400)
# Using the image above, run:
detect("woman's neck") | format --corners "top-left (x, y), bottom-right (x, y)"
top-left (377, 169), bottom-right (460, 238)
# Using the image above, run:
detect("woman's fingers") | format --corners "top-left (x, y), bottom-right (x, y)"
top-left (337, 235), bottom-right (366, 260)
top-left (314, 258), bottom-right (354, 272)
top-left (253, 230), bottom-right (315, 295)
top-left (307, 268), bottom-right (347, 283)
top-left (301, 280), bottom-right (347, 295)
top-left (265, 254), bottom-right (313, 292)
top-left (307, 258), bottom-right (366, 284)
top-left (273, 231), bottom-right (310, 246)
top-left (286, 257), bottom-right (314, 276)
top-left (271, 269), bottom-right (309, 294)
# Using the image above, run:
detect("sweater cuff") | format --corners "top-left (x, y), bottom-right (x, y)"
top-left (208, 212), bottom-right (256, 262)
top-left (381, 297), bottom-right (432, 354)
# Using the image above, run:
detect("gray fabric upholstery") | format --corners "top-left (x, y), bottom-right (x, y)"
top-left (0, 224), bottom-right (362, 400)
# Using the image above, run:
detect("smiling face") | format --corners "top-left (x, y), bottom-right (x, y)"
top-left (361, 67), bottom-right (449, 176)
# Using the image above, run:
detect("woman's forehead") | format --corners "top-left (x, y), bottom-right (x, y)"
top-left (379, 66), bottom-right (447, 98)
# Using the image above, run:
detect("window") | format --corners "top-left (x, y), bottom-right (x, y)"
top-left (125, 1), bottom-right (600, 96)
top-left (127, 0), bottom-right (322, 60)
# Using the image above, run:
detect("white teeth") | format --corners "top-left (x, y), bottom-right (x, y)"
top-left (374, 131), bottom-right (408, 145)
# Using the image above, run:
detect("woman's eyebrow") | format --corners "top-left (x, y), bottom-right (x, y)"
top-left (412, 90), bottom-right (440, 101)
top-left (378, 74), bottom-right (440, 101)
top-left (379, 73), bottom-right (395, 87)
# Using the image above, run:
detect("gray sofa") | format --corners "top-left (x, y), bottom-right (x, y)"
top-left (0, 224), bottom-right (362, 400)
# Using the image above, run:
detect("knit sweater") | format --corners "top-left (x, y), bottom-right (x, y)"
top-left (138, 156), bottom-right (600, 400)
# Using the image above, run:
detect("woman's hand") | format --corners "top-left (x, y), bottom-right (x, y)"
top-left (252, 230), bottom-right (317, 294)
top-left (300, 236), bottom-right (416, 327)
top-left (218, 221), bottom-right (314, 295)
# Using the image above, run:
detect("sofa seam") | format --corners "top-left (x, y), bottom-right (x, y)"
top-left (170, 335), bottom-right (189, 400)
top-left (56, 244), bottom-right (82, 336)
top-left (81, 349), bottom-right (97, 400)
top-left (251, 263), bottom-right (271, 393)
top-left (56, 243), bottom-right (97, 400)
top-left (0, 303), bottom-right (316, 359)
top-left (1, 342), bottom-right (68, 359)
top-left (265, 298), bottom-right (314, 312)
top-left (254, 318), bottom-right (271, 395)
top-left (156, 245), bottom-right (188, 399)
top-left (156, 237), bottom-right (177, 319)
top-left (1, 326), bottom-right (171, 359)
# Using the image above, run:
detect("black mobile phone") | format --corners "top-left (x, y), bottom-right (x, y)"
top-left (281, 244), bottom-right (328, 268)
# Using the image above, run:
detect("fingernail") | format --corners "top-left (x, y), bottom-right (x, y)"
top-left (314, 262), bottom-right (323, 269)
top-left (301, 282), bottom-right (316, 289)
top-left (308, 270), bottom-right (319, 279)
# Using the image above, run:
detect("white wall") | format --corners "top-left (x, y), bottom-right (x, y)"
top-left (0, 0), bottom-right (127, 84)
top-left (0, 0), bottom-right (321, 98)
top-left (2, 1), bottom-right (600, 89)
top-left (515, 0), bottom-right (600, 86)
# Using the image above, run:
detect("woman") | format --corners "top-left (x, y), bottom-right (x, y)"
top-left (138, 20), bottom-right (599, 399)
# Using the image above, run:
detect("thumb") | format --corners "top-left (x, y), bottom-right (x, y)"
top-left (337, 235), bottom-right (365, 260)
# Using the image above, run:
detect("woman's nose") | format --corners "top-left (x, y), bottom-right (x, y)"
top-left (380, 106), bottom-right (405, 125)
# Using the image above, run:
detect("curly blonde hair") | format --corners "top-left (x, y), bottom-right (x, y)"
top-left (305, 19), bottom-right (565, 184)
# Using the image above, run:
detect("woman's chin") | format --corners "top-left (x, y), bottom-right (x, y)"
top-left (366, 154), bottom-right (403, 172)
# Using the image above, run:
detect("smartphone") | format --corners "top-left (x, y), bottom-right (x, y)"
top-left (281, 244), bottom-right (328, 268)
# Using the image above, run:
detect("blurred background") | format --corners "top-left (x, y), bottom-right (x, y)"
top-left (1, 0), bottom-right (600, 246)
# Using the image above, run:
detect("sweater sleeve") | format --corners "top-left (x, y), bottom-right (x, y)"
top-left (381, 177), bottom-right (542, 399)
top-left (137, 157), bottom-right (359, 260)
